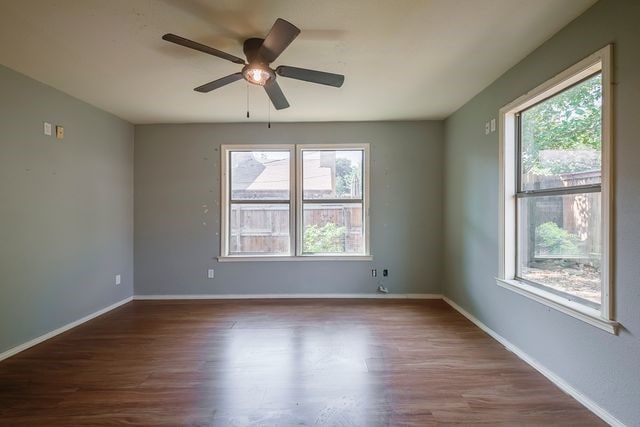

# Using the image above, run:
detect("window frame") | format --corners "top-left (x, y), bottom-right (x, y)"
top-left (296, 144), bottom-right (370, 257)
top-left (221, 144), bottom-right (296, 258)
top-left (497, 45), bottom-right (618, 334)
top-left (219, 143), bottom-right (371, 261)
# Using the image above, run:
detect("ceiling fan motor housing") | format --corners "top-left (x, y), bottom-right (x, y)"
top-left (243, 38), bottom-right (266, 64)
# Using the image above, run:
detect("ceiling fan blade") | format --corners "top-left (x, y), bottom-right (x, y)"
top-left (162, 33), bottom-right (245, 65)
top-left (276, 66), bottom-right (344, 88)
top-left (257, 18), bottom-right (301, 63)
top-left (194, 73), bottom-right (244, 93)
top-left (264, 81), bottom-right (290, 110)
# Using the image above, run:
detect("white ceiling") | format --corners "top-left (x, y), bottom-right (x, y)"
top-left (0, 0), bottom-right (596, 124)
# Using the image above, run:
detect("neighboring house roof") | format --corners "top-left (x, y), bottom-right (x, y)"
top-left (233, 153), bottom-right (333, 193)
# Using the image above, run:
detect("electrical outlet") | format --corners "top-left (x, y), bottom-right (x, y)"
top-left (383, 269), bottom-right (389, 277)
top-left (56, 125), bottom-right (64, 139)
top-left (372, 269), bottom-right (377, 277)
top-left (208, 269), bottom-right (215, 279)
top-left (485, 122), bottom-right (490, 135)
top-left (115, 274), bottom-right (121, 285)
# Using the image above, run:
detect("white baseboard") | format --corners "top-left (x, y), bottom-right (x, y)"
top-left (442, 296), bottom-right (625, 427)
top-left (133, 293), bottom-right (442, 300)
top-left (0, 296), bottom-right (133, 362)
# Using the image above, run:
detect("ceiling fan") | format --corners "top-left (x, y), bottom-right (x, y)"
top-left (162, 18), bottom-right (345, 110)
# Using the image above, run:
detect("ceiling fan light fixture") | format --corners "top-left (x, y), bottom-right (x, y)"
top-left (163, 18), bottom-right (344, 111)
top-left (242, 65), bottom-right (272, 86)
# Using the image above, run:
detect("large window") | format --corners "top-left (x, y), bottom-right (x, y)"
top-left (498, 46), bottom-right (616, 333)
top-left (221, 144), bottom-right (370, 260)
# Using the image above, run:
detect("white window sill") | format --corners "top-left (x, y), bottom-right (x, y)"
top-left (495, 278), bottom-right (619, 335)
top-left (218, 255), bottom-right (373, 262)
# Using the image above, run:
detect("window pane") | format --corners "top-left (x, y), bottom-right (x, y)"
top-left (230, 204), bottom-right (290, 255)
top-left (517, 192), bottom-right (601, 305)
top-left (231, 151), bottom-right (290, 200)
top-left (303, 203), bottom-right (364, 254)
top-left (520, 74), bottom-right (602, 191)
top-left (302, 150), bottom-right (363, 200)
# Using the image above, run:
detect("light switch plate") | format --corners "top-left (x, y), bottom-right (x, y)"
top-left (44, 122), bottom-right (52, 136)
top-left (208, 269), bottom-right (215, 279)
top-left (485, 122), bottom-right (490, 135)
top-left (490, 118), bottom-right (496, 132)
top-left (56, 125), bottom-right (64, 139)
top-left (115, 274), bottom-right (121, 285)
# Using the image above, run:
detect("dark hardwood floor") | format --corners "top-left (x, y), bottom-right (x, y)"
top-left (0, 299), bottom-right (603, 426)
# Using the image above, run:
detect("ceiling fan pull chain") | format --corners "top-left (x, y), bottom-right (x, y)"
top-left (246, 83), bottom-right (250, 119)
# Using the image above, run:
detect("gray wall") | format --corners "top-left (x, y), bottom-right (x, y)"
top-left (0, 65), bottom-right (134, 354)
top-left (134, 121), bottom-right (444, 296)
top-left (443, 0), bottom-right (640, 424)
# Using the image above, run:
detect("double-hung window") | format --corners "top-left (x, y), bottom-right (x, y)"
top-left (498, 45), bottom-right (617, 333)
top-left (226, 146), bottom-right (295, 256)
top-left (220, 144), bottom-right (370, 260)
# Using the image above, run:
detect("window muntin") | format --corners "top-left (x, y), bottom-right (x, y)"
top-left (222, 144), bottom-right (369, 259)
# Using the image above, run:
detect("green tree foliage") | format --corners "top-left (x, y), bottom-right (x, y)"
top-left (521, 74), bottom-right (602, 175)
top-left (304, 223), bottom-right (346, 253)
top-left (335, 158), bottom-right (360, 197)
top-left (535, 222), bottom-right (580, 255)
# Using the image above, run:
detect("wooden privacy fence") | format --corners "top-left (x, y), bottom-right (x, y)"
top-left (229, 204), bottom-right (363, 253)
top-left (523, 170), bottom-right (601, 265)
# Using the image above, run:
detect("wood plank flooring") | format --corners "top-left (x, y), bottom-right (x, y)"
top-left (0, 300), bottom-right (604, 426)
